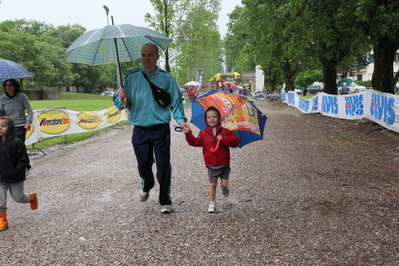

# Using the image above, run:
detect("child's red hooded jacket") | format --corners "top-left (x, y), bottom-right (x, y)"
top-left (185, 107), bottom-right (240, 167)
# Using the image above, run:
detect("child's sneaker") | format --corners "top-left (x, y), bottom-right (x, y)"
top-left (221, 186), bottom-right (229, 197)
top-left (208, 202), bottom-right (216, 213)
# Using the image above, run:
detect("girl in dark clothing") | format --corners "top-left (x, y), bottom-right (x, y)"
top-left (0, 116), bottom-right (38, 231)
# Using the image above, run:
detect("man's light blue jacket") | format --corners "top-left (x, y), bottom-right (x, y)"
top-left (113, 66), bottom-right (187, 127)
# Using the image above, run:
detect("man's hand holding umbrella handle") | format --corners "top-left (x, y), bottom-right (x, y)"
top-left (122, 97), bottom-right (128, 109)
top-left (117, 87), bottom-right (128, 109)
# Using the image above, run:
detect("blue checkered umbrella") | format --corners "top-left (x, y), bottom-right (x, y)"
top-left (65, 24), bottom-right (172, 65)
top-left (65, 23), bottom-right (172, 108)
top-left (0, 59), bottom-right (34, 81)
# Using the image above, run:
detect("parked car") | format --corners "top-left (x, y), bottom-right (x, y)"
top-left (281, 88), bottom-right (303, 95)
top-left (395, 82), bottom-right (399, 92)
top-left (339, 83), bottom-right (367, 94)
top-left (306, 84), bottom-right (324, 94)
top-left (100, 91), bottom-right (115, 96)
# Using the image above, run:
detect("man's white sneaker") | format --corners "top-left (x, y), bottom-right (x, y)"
top-left (208, 202), bottom-right (216, 213)
top-left (138, 190), bottom-right (149, 202)
top-left (161, 205), bottom-right (174, 213)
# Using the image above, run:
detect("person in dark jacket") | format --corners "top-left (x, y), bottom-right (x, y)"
top-left (184, 107), bottom-right (239, 213)
top-left (0, 116), bottom-right (38, 231)
top-left (1, 78), bottom-right (34, 175)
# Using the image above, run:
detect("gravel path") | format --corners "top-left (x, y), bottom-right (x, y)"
top-left (1, 99), bottom-right (398, 265)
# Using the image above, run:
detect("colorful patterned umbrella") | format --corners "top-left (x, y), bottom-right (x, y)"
top-left (0, 59), bottom-right (34, 81)
top-left (191, 90), bottom-right (267, 148)
top-left (65, 24), bottom-right (172, 65)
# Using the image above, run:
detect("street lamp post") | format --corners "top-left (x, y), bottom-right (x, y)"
top-left (103, 5), bottom-right (121, 89)
top-left (103, 5), bottom-right (110, 25)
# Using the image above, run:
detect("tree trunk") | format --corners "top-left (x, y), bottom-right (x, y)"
top-left (283, 61), bottom-right (295, 92)
top-left (372, 45), bottom-right (396, 94)
top-left (165, 49), bottom-right (170, 72)
top-left (322, 63), bottom-right (338, 95)
top-left (163, 0), bottom-right (171, 72)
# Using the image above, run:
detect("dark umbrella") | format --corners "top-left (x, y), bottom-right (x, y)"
top-left (0, 59), bottom-right (34, 81)
top-left (190, 90), bottom-right (267, 148)
top-left (337, 78), bottom-right (353, 87)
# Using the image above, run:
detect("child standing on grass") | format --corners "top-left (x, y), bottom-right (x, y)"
top-left (0, 116), bottom-right (38, 231)
top-left (184, 107), bottom-right (239, 213)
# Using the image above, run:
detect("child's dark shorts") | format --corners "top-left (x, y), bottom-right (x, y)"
top-left (207, 165), bottom-right (230, 183)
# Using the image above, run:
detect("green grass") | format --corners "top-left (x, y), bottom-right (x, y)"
top-left (300, 94), bottom-right (314, 99)
top-left (30, 92), bottom-right (114, 111)
top-left (28, 92), bottom-right (126, 150)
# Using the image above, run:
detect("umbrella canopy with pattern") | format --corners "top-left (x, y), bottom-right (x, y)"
top-left (65, 23), bottom-right (172, 108)
top-left (191, 90), bottom-right (267, 148)
top-left (0, 59), bottom-right (34, 81)
top-left (65, 24), bottom-right (173, 66)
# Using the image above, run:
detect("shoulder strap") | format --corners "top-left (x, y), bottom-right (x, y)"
top-left (141, 70), bottom-right (163, 92)
top-left (141, 70), bottom-right (156, 87)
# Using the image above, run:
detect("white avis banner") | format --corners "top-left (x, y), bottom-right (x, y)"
top-left (281, 89), bottom-right (399, 133)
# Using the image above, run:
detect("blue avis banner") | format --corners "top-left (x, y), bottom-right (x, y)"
top-left (281, 89), bottom-right (399, 133)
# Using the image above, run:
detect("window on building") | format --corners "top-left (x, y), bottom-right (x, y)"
top-left (357, 75), bottom-right (363, 81)
top-left (368, 54), bottom-right (374, 63)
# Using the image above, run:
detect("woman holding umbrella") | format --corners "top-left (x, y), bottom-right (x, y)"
top-left (188, 85), bottom-right (199, 101)
top-left (0, 79), bottom-right (33, 143)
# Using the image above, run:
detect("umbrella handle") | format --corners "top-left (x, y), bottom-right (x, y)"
top-left (211, 140), bottom-right (220, 152)
top-left (122, 97), bottom-right (128, 108)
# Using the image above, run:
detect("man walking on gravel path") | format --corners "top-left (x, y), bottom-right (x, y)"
top-left (113, 43), bottom-right (189, 214)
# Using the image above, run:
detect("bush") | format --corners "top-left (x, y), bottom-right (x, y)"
top-left (355, 80), bottom-right (372, 88)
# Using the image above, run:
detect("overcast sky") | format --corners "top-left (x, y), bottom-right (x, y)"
top-left (0, 0), bottom-right (242, 36)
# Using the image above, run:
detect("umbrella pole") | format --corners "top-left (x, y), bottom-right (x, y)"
top-left (114, 38), bottom-right (127, 108)
top-left (112, 16), bottom-right (128, 109)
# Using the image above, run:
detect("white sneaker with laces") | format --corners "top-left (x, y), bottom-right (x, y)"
top-left (161, 205), bottom-right (174, 213)
top-left (138, 190), bottom-right (149, 202)
top-left (208, 202), bottom-right (216, 213)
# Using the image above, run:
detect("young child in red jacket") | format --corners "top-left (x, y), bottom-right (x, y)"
top-left (184, 107), bottom-right (239, 213)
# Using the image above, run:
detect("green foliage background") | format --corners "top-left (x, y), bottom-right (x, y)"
top-left (1, 0), bottom-right (398, 96)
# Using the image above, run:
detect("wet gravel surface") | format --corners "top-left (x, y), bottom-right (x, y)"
top-left (1, 99), bottom-right (399, 265)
